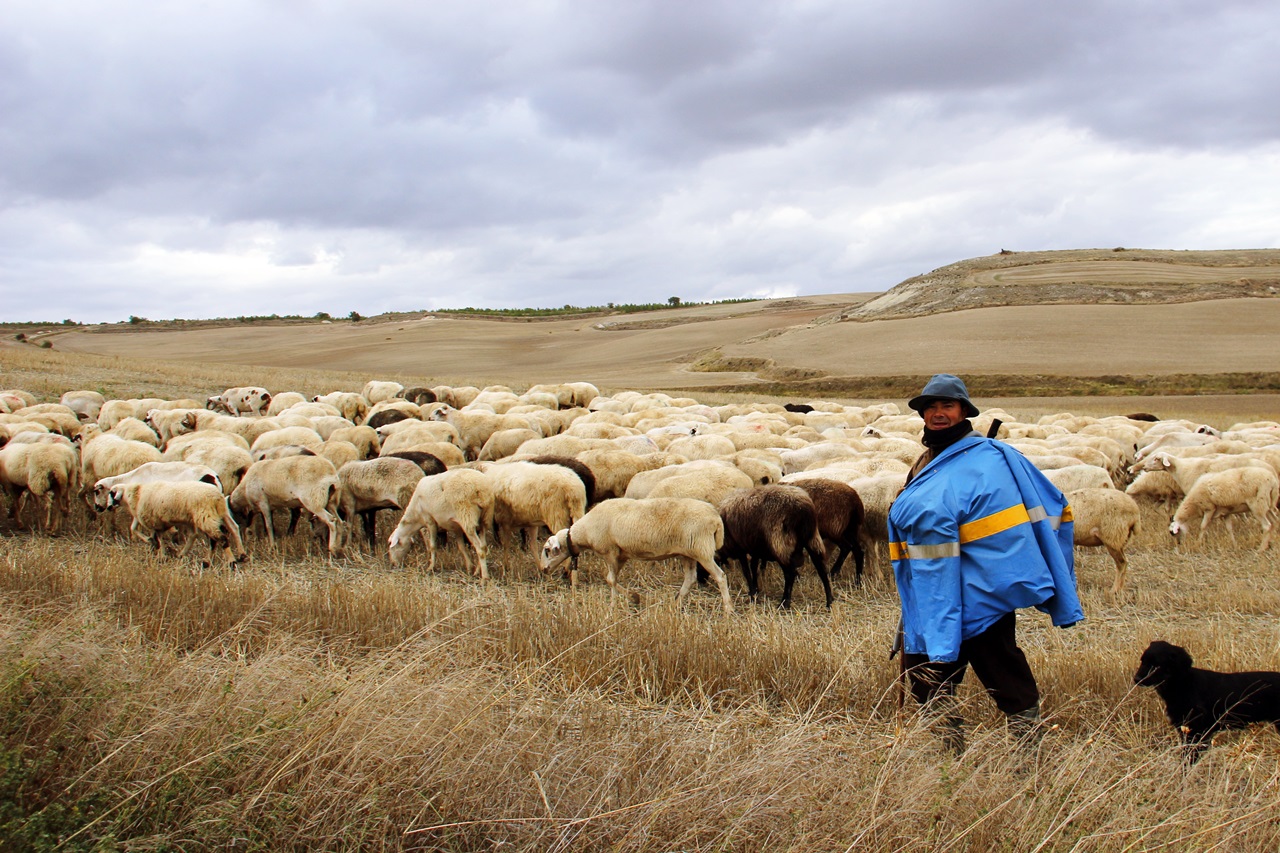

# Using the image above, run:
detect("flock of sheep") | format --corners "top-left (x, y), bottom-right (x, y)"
top-left (1, 379), bottom-right (1278, 611)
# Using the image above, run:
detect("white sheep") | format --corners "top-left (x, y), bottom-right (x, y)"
top-left (1131, 451), bottom-right (1271, 495)
top-left (361, 381), bottom-right (405, 406)
top-left (1124, 469), bottom-right (1184, 514)
top-left (1168, 466), bottom-right (1280, 552)
top-left (576, 449), bottom-right (660, 501)
top-left (266, 391), bottom-right (309, 416)
top-left (249, 425), bottom-right (324, 459)
top-left (387, 468), bottom-right (495, 577)
top-left (60, 390), bottom-right (106, 423)
top-left (644, 467), bottom-right (754, 507)
top-left (107, 481), bottom-right (247, 566)
top-left (106, 416), bottom-right (162, 447)
top-left (327, 425), bottom-right (381, 459)
top-left (1042, 464), bottom-right (1116, 494)
top-left (477, 460), bottom-right (587, 561)
top-left (313, 392), bottom-right (369, 424)
top-left (92, 461), bottom-right (223, 511)
top-left (478, 428), bottom-right (543, 461)
top-left (229, 455), bottom-right (344, 555)
top-left (540, 497), bottom-right (734, 613)
top-left (75, 425), bottom-right (164, 501)
top-left (176, 440), bottom-right (253, 494)
top-left (0, 441), bottom-right (79, 532)
top-left (206, 386), bottom-right (272, 417)
top-left (1066, 488), bottom-right (1142, 594)
top-left (336, 457), bottom-right (425, 549)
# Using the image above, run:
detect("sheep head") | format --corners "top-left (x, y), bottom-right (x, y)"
top-left (539, 530), bottom-right (571, 572)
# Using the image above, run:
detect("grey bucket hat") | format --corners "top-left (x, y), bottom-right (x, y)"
top-left (908, 373), bottom-right (980, 418)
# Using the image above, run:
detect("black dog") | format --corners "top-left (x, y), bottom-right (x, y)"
top-left (1134, 640), bottom-right (1280, 762)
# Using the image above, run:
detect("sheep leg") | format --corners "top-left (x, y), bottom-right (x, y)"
top-left (1258, 508), bottom-right (1277, 552)
top-left (738, 557), bottom-right (761, 600)
top-left (778, 561), bottom-right (799, 610)
top-left (604, 555), bottom-right (641, 608)
top-left (695, 558), bottom-right (734, 614)
top-left (360, 509), bottom-right (379, 547)
top-left (1106, 546), bottom-right (1128, 594)
top-left (459, 524), bottom-right (490, 580)
top-left (807, 544), bottom-right (833, 608)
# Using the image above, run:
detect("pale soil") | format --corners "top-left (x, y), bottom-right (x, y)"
top-left (48, 294), bottom-right (859, 389)
top-left (970, 260), bottom-right (1280, 285)
top-left (726, 298), bottom-right (1280, 376)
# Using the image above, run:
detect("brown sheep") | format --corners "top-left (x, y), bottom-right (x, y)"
top-left (788, 478), bottom-right (867, 586)
top-left (718, 484), bottom-right (830, 609)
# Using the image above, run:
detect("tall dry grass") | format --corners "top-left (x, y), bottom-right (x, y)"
top-left (4, 346), bottom-right (1280, 850)
top-left (4, 487), bottom-right (1280, 850)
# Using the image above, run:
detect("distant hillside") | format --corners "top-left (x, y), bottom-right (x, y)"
top-left (824, 248), bottom-right (1280, 322)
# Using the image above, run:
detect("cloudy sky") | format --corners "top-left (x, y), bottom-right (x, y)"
top-left (3, 0), bottom-right (1278, 323)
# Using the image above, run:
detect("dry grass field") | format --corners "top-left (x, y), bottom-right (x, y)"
top-left (3, 250), bottom-right (1280, 851)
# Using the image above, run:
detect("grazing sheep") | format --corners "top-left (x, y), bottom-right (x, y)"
top-left (229, 455), bottom-right (344, 555)
top-left (478, 460), bottom-right (588, 560)
top-left (206, 386), bottom-right (272, 417)
top-left (265, 391), bottom-right (309, 416)
top-left (336, 457), bottom-right (425, 548)
top-left (249, 425), bottom-right (323, 459)
top-left (107, 481), bottom-right (247, 567)
top-left (1168, 466), bottom-right (1280, 551)
top-left (106, 416), bottom-right (162, 447)
top-left (0, 441), bottom-right (79, 532)
top-left (165, 442), bottom-right (253, 496)
top-left (1042, 464), bottom-right (1116, 494)
top-left (365, 408), bottom-right (415, 432)
top-left (646, 468), bottom-right (753, 508)
top-left (625, 460), bottom-right (752, 500)
top-left (145, 408), bottom-right (209, 444)
top-left (388, 468), bottom-right (495, 578)
top-left (1125, 469), bottom-right (1184, 514)
top-left (75, 425), bottom-right (164, 504)
top-left (788, 478), bottom-right (867, 586)
top-left (1131, 451), bottom-right (1270, 494)
top-left (92, 461), bottom-right (223, 511)
top-left (360, 380), bottom-right (404, 406)
top-left (426, 405), bottom-right (529, 461)
top-left (310, 392), bottom-right (369, 424)
top-left (376, 420), bottom-right (460, 456)
top-left (383, 450), bottom-right (449, 476)
top-left (1066, 488), bottom-right (1142, 593)
top-left (575, 449), bottom-right (658, 501)
top-left (718, 484), bottom-right (830, 609)
top-left (399, 386), bottom-right (438, 405)
top-left (540, 497), bottom-right (734, 613)
top-left (513, 455), bottom-right (597, 506)
top-left (1135, 640), bottom-right (1280, 763)
top-left (478, 428), bottom-right (542, 461)
top-left (316, 440), bottom-right (363, 471)
top-left (60, 390), bottom-right (106, 423)
top-left (327, 425), bottom-right (381, 459)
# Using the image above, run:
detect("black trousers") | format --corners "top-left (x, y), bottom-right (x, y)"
top-left (902, 611), bottom-right (1039, 716)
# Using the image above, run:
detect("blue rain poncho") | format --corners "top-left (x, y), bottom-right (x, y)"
top-left (888, 434), bottom-right (1084, 663)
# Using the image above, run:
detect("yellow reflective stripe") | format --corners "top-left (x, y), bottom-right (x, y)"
top-left (892, 502), bottom-right (1069, 562)
top-left (959, 504), bottom-right (1029, 543)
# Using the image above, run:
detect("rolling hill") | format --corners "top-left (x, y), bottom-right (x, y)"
top-left (37, 248), bottom-right (1280, 397)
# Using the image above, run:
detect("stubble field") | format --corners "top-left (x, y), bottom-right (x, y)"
top-left (4, 259), bottom-right (1280, 851)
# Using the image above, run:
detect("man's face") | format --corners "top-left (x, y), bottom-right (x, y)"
top-left (922, 399), bottom-right (965, 431)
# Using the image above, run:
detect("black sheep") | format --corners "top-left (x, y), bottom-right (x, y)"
top-left (718, 484), bottom-right (830, 609)
top-left (788, 478), bottom-right (866, 586)
top-left (1134, 640), bottom-right (1280, 763)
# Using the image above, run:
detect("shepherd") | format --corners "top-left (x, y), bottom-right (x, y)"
top-left (888, 374), bottom-right (1084, 754)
